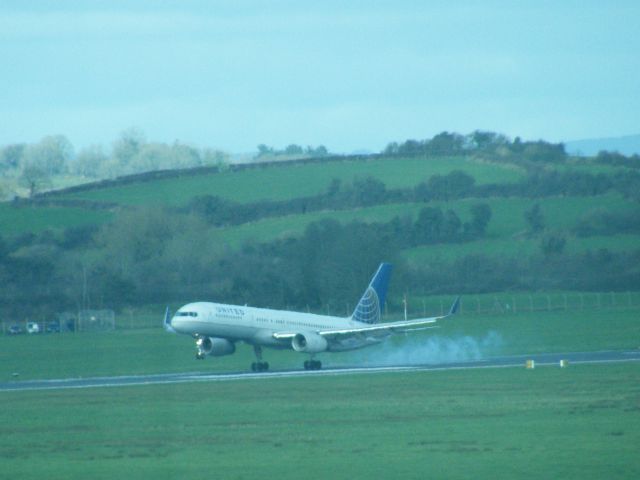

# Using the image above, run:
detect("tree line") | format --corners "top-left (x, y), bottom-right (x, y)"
top-left (384, 130), bottom-right (568, 164)
top-left (0, 201), bottom-right (493, 318)
top-left (255, 144), bottom-right (330, 159)
top-left (182, 168), bottom-right (638, 229)
top-left (3, 196), bottom-right (640, 320)
top-left (0, 129), bottom-right (229, 198)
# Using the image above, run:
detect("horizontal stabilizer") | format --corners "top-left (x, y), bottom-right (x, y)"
top-left (449, 296), bottom-right (461, 316)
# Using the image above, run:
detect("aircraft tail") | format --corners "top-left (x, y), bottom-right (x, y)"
top-left (164, 306), bottom-right (176, 333)
top-left (351, 263), bottom-right (393, 324)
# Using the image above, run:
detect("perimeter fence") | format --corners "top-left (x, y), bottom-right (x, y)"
top-left (2, 291), bottom-right (639, 334)
top-left (397, 291), bottom-right (640, 318)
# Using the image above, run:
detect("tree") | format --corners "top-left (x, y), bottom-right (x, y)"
top-left (284, 144), bottom-right (304, 155)
top-left (201, 148), bottom-right (229, 167)
top-left (427, 131), bottom-right (465, 155)
top-left (314, 145), bottom-right (328, 157)
top-left (351, 177), bottom-right (386, 206)
top-left (540, 233), bottom-right (566, 256)
top-left (413, 207), bottom-right (444, 243)
top-left (470, 131), bottom-right (509, 152)
top-left (327, 178), bottom-right (342, 196)
top-left (467, 203), bottom-right (492, 236)
top-left (72, 145), bottom-right (107, 177)
top-left (521, 141), bottom-right (566, 163)
top-left (441, 210), bottom-right (462, 238)
top-left (427, 170), bottom-right (475, 201)
top-left (22, 135), bottom-right (73, 175)
top-left (19, 164), bottom-right (51, 197)
top-left (112, 127), bottom-right (146, 169)
top-left (384, 142), bottom-right (399, 155)
top-left (306, 145), bottom-right (328, 157)
top-left (0, 143), bottom-right (26, 170)
top-left (256, 144), bottom-right (273, 157)
top-left (524, 203), bottom-right (544, 234)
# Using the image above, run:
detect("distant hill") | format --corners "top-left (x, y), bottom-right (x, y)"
top-left (565, 134), bottom-right (640, 156)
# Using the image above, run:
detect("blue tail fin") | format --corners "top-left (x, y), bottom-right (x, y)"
top-left (351, 263), bottom-right (393, 324)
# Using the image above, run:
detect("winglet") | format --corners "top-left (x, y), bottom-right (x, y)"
top-left (448, 296), bottom-right (461, 316)
top-left (164, 306), bottom-right (175, 333)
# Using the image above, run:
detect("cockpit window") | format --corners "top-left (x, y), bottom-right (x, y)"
top-left (175, 311), bottom-right (198, 317)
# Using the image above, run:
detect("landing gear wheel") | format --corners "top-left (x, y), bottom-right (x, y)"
top-left (196, 352), bottom-right (205, 360)
top-left (251, 361), bottom-right (269, 372)
top-left (304, 360), bottom-right (322, 370)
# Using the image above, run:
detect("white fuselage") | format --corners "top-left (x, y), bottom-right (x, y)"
top-left (171, 301), bottom-right (378, 351)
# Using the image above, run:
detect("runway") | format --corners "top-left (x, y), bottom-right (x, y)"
top-left (2, 349), bottom-right (639, 392)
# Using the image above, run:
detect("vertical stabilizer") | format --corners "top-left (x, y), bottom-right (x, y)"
top-left (351, 263), bottom-right (393, 324)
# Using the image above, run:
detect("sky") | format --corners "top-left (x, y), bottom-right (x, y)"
top-left (1, 0), bottom-right (639, 154)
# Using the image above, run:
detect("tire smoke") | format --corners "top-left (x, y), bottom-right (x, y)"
top-left (337, 331), bottom-right (504, 367)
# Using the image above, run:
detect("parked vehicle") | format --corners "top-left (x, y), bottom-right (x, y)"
top-left (46, 321), bottom-right (61, 333)
top-left (26, 322), bottom-right (40, 334)
top-left (8, 324), bottom-right (23, 335)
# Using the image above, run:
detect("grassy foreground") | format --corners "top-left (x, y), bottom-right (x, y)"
top-left (1, 363), bottom-right (639, 480)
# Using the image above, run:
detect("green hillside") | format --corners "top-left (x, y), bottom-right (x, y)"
top-left (2, 149), bottom-right (639, 317)
top-left (0, 203), bottom-right (113, 236)
top-left (59, 156), bottom-right (524, 206)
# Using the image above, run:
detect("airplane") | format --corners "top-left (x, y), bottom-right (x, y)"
top-left (165, 263), bottom-right (460, 371)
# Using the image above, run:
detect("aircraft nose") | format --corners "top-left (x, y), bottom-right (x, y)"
top-left (170, 314), bottom-right (182, 328)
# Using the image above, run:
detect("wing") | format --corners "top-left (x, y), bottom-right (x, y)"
top-left (273, 296), bottom-right (460, 342)
top-left (322, 296), bottom-right (459, 339)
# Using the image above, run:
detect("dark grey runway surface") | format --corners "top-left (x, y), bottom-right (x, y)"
top-left (2, 349), bottom-right (639, 392)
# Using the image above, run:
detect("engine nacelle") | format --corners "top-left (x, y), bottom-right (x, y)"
top-left (196, 337), bottom-right (236, 357)
top-left (292, 332), bottom-right (328, 354)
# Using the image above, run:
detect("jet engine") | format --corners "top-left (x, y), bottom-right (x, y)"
top-left (292, 332), bottom-right (328, 353)
top-left (196, 336), bottom-right (236, 357)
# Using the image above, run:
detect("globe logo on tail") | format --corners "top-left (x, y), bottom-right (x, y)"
top-left (352, 286), bottom-right (381, 324)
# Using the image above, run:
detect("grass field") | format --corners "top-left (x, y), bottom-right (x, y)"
top-left (0, 203), bottom-right (114, 236)
top-left (59, 156), bottom-right (525, 207)
top-left (1, 363), bottom-right (639, 480)
top-left (2, 305), bottom-right (639, 381)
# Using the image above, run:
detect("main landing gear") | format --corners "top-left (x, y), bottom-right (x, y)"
top-left (303, 359), bottom-right (322, 370)
top-left (251, 345), bottom-right (269, 372)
